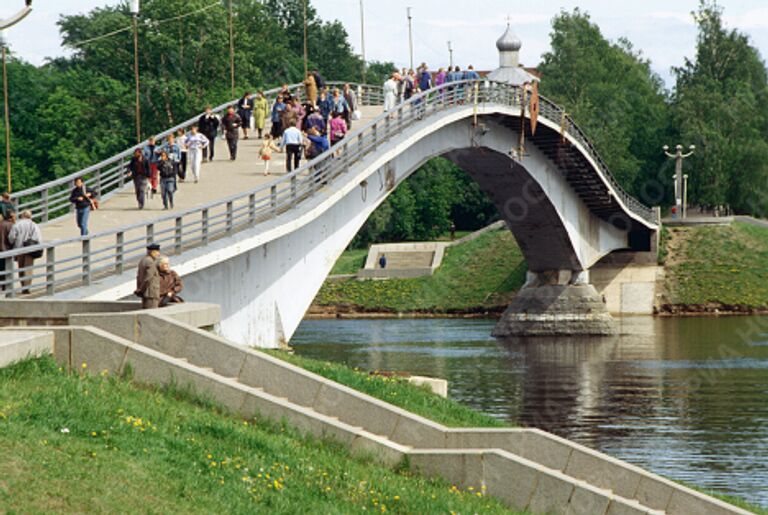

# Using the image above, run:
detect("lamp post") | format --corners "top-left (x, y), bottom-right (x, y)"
top-left (0, 1), bottom-right (34, 194)
top-left (130, 0), bottom-right (141, 145)
top-left (228, 0), bottom-right (235, 97)
top-left (359, 0), bottom-right (366, 84)
top-left (683, 174), bottom-right (689, 219)
top-left (664, 144), bottom-right (695, 219)
top-left (406, 7), bottom-right (413, 71)
top-left (447, 40), bottom-right (453, 69)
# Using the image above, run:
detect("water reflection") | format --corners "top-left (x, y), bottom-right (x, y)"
top-left (291, 316), bottom-right (768, 506)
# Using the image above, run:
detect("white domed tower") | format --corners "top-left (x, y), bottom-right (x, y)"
top-left (487, 22), bottom-right (539, 86)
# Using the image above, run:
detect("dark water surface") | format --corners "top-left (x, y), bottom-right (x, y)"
top-left (291, 316), bottom-right (768, 507)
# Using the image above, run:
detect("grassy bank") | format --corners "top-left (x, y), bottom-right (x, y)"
top-left (315, 229), bottom-right (527, 313)
top-left (0, 357), bottom-right (514, 514)
top-left (662, 221), bottom-right (768, 311)
top-left (266, 351), bottom-right (505, 428)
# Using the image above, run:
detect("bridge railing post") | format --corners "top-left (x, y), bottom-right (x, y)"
top-left (118, 159), bottom-right (126, 188)
top-left (270, 186), bottom-right (277, 216)
top-left (115, 231), bottom-right (124, 274)
top-left (226, 201), bottom-right (233, 234)
top-left (202, 209), bottom-right (209, 245)
top-left (82, 239), bottom-right (91, 286)
top-left (291, 176), bottom-right (297, 202)
top-left (41, 189), bottom-right (49, 223)
top-left (248, 194), bottom-right (256, 223)
top-left (95, 170), bottom-right (103, 199)
top-left (175, 217), bottom-right (183, 254)
top-left (46, 247), bottom-right (55, 295)
top-left (146, 223), bottom-right (154, 246)
top-left (5, 256), bottom-right (15, 298)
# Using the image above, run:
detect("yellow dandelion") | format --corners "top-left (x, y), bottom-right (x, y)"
top-left (81, 362), bottom-right (87, 369)
top-left (393, 495), bottom-right (400, 501)
top-left (90, 431), bottom-right (97, 437)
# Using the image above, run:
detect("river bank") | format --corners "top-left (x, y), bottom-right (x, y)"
top-left (311, 221), bottom-right (768, 318)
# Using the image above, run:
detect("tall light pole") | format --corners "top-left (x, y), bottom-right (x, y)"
top-left (664, 144), bottom-right (695, 218)
top-left (359, 0), bottom-right (366, 83)
top-left (1, 0), bottom-right (34, 193)
top-left (228, 0), bottom-right (235, 97)
top-left (447, 40), bottom-right (453, 69)
top-left (406, 7), bottom-right (413, 71)
top-left (303, 0), bottom-right (308, 77)
top-left (130, 0), bottom-right (141, 145)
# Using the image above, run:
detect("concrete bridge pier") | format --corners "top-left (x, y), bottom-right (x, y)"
top-left (492, 270), bottom-right (617, 337)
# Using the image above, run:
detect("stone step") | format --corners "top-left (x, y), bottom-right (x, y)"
top-left (0, 330), bottom-right (55, 369)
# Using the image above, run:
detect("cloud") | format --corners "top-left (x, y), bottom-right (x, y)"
top-left (647, 10), bottom-right (695, 26)
top-left (726, 8), bottom-right (768, 30)
top-left (425, 14), bottom-right (550, 29)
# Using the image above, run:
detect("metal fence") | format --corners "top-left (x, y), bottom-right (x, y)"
top-left (0, 80), bottom-right (654, 298)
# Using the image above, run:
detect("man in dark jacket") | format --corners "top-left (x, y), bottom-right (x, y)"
top-left (135, 243), bottom-right (161, 309)
top-left (198, 106), bottom-right (220, 162)
top-left (0, 209), bottom-right (14, 291)
top-left (221, 107), bottom-right (242, 161)
top-left (0, 192), bottom-right (13, 220)
top-left (69, 177), bottom-right (97, 236)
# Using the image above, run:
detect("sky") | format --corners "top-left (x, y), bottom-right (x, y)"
top-left (3, 0), bottom-right (768, 87)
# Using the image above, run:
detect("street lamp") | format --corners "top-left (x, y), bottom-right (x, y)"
top-left (664, 144), bottom-right (695, 219)
top-left (1, 1), bottom-right (34, 194)
top-left (130, 0), bottom-right (141, 144)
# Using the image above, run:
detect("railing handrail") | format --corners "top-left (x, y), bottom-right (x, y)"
top-left (0, 80), bottom-right (655, 299)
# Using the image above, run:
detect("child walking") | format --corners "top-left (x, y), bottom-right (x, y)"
top-left (259, 135), bottom-right (281, 175)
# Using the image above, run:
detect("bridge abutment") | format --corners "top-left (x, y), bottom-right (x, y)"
top-left (492, 270), bottom-right (618, 337)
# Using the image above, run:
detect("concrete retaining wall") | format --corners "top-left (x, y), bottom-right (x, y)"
top-left (0, 331), bottom-right (54, 367)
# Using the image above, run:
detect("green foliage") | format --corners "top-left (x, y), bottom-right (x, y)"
top-left (665, 222), bottom-right (768, 306)
top-left (538, 9), bottom-right (671, 200)
top-left (352, 157), bottom-right (498, 247)
top-left (672, 1), bottom-right (768, 215)
top-left (264, 351), bottom-right (506, 428)
top-left (0, 356), bottom-right (513, 513)
top-left (318, 229), bottom-right (527, 312)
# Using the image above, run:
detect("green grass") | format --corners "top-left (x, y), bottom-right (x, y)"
top-left (329, 248), bottom-right (369, 275)
top-left (265, 351), bottom-right (506, 428)
top-left (665, 222), bottom-right (768, 307)
top-left (316, 230), bottom-right (527, 312)
top-left (0, 356), bottom-right (516, 514)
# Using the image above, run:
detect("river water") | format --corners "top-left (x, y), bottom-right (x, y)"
top-left (291, 316), bottom-right (768, 507)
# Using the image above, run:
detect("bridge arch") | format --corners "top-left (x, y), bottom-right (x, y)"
top-left (14, 82), bottom-right (657, 347)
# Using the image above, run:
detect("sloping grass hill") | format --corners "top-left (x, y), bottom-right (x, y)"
top-left (315, 229), bottom-right (527, 313)
top-left (0, 357), bottom-right (514, 514)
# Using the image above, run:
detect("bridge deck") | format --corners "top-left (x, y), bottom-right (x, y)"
top-left (32, 106), bottom-right (383, 286)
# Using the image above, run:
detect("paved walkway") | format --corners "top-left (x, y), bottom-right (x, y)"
top-left (21, 106), bottom-right (383, 294)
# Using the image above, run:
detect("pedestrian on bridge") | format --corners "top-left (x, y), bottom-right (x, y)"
top-left (135, 243), bottom-right (161, 309)
top-left (253, 91), bottom-right (268, 140)
top-left (317, 90), bottom-right (333, 126)
top-left (343, 83), bottom-right (358, 129)
top-left (259, 135), bottom-right (281, 176)
top-left (8, 210), bottom-right (42, 295)
top-left (221, 107), bottom-right (243, 161)
top-left (329, 111), bottom-right (347, 146)
top-left (176, 129), bottom-right (188, 181)
top-left (69, 177), bottom-right (97, 237)
top-left (237, 92), bottom-right (254, 139)
top-left (270, 95), bottom-right (287, 139)
top-left (383, 73), bottom-right (398, 113)
top-left (198, 106), bottom-right (220, 162)
top-left (0, 192), bottom-right (13, 220)
top-left (280, 124), bottom-right (303, 172)
top-left (142, 137), bottom-right (161, 196)
top-left (185, 126), bottom-right (209, 183)
top-left (158, 151), bottom-right (177, 210)
top-left (158, 135), bottom-right (182, 184)
top-left (0, 209), bottom-right (15, 292)
top-left (128, 148), bottom-right (150, 209)
top-left (304, 73), bottom-right (318, 106)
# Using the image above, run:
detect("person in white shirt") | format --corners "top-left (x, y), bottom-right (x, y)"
top-left (280, 125), bottom-right (304, 172)
top-left (383, 73), bottom-right (398, 113)
top-left (185, 126), bottom-right (210, 183)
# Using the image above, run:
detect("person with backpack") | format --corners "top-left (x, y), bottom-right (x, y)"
top-left (68, 177), bottom-right (97, 236)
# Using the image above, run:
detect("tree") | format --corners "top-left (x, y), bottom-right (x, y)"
top-left (672, 1), bottom-right (768, 215)
top-left (537, 9), bottom-right (671, 201)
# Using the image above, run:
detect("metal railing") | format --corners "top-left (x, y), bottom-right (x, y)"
top-left (9, 82), bottom-right (383, 223)
top-left (0, 80), bottom-right (653, 298)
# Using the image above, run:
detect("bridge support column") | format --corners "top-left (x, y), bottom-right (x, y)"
top-left (492, 270), bottom-right (617, 337)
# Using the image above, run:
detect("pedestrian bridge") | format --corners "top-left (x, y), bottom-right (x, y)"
top-left (1, 80), bottom-right (659, 347)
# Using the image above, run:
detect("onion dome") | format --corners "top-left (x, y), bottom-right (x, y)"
top-left (496, 24), bottom-right (522, 52)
